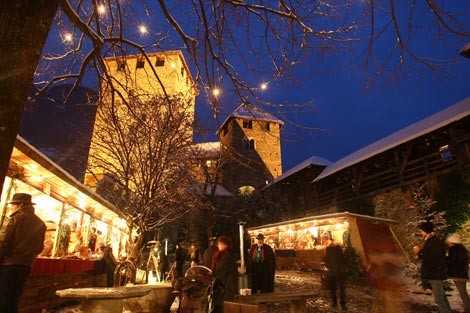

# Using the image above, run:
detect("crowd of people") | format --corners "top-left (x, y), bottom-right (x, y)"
top-left (0, 193), bottom-right (469, 313)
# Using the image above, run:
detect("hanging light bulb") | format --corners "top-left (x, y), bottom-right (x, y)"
top-left (138, 25), bottom-right (148, 35)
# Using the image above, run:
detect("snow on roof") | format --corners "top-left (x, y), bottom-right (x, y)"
top-left (192, 142), bottom-right (220, 158)
top-left (203, 184), bottom-right (234, 197)
top-left (217, 103), bottom-right (284, 135)
top-left (262, 155), bottom-right (332, 189)
top-left (247, 211), bottom-right (398, 231)
top-left (313, 97), bottom-right (470, 182)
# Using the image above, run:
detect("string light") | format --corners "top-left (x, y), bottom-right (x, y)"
top-left (260, 82), bottom-right (268, 90)
top-left (212, 88), bottom-right (221, 97)
top-left (138, 24), bottom-right (148, 35)
top-left (97, 4), bottom-right (106, 14)
top-left (63, 33), bottom-right (73, 43)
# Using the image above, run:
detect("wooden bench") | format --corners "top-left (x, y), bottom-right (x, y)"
top-left (232, 291), bottom-right (316, 313)
top-left (56, 286), bottom-right (151, 313)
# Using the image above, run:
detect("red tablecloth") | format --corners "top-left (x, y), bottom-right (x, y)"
top-left (31, 258), bottom-right (96, 276)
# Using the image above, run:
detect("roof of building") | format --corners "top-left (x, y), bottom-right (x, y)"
top-left (203, 184), bottom-right (234, 197)
top-left (313, 97), bottom-right (470, 182)
top-left (217, 102), bottom-right (284, 135)
top-left (262, 155), bottom-right (332, 189)
top-left (192, 141), bottom-right (220, 158)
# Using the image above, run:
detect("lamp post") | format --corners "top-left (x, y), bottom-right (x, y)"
top-left (238, 220), bottom-right (248, 290)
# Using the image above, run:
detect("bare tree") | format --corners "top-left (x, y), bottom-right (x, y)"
top-left (87, 93), bottom-right (205, 255)
top-left (1, 0), bottom-right (469, 198)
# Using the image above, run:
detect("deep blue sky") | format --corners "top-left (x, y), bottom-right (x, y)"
top-left (40, 2), bottom-right (470, 173)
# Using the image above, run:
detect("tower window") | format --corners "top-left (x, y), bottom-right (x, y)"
top-left (439, 145), bottom-right (453, 162)
top-left (242, 138), bottom-right (255, 152)
top-left (181, 67), bottom-right (185, 77)
top-left (155, 57), bottom-right (165, 67)
top-left (136, 57), bottom-right (145, 69)
top-left (263, 123), bottom-right (270, 131)
top-left (117, 58), bottom-right (126, 71)
top-left (243, 120), bottom-right (252, 129)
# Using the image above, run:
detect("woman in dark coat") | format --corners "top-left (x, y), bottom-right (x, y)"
top-left (212, 235), bottom-right (238, 313)
top-left (446, 233), bottom-right (470, 312)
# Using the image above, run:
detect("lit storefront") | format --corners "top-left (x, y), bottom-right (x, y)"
top-left (0, 136), bottom-right (129, 263)
top-left (247, 212), bottom-right (408, 270)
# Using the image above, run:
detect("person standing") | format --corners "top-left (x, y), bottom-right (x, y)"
top-left (0, 193), bottom-right (46, 313)
top-left (157, 247), bottom-right (169, 282)
top-left (101, 246), bottom-right (117, 287)
top-left (249, 233), bottom-right (276, 293)
top-left (203, 237), bottom-right (218, 269)
top-left (446, 233), bottom-right (470, 312)
top-left (323, 234), bottom-right (347, 311)
top-left (212, 235), bottom-right (238, 313)
top-left (413, 222), bottom-right (452, 313)
top-left (190, 243), bottom-right (201, 267)
top-left (175, 243), bottom-right (186, 278)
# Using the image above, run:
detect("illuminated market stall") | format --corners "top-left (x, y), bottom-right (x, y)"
top-left (0, 136), bottom-right (130, 312)
top-left (247, 212), bottom-right (409, 270)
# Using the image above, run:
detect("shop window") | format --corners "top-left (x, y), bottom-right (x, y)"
top-left (155, 57), bottom-right (165, 67)
top-left (439, 145), bottom-right (453, 162)
top-left (243, 120), bottom-right (252, 129)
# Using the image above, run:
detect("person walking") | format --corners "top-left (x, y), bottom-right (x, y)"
top-left (101, 246), bottom-right (117, 287)
top-left (413, 222), bottom-right (452, 313)
top-left (190, 243), bottom-right (201, 267)
top-left (323, 234), bottom-right (347, 311)
top-left (203, 237), bottom-right (218, 269)
top-left (249, 233), bottom-right (276, 293)
top-left (0, 193), bottom-right (46, 313)
top-left (211, 235), bottom-right (238, 313)
top-left (446, 233), bottom-right (470, 312)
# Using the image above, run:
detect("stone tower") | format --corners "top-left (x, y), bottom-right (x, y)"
top-left (217, 102), bottom-right (283, 194)
top-left (85, 50), bottom-right (197, 187)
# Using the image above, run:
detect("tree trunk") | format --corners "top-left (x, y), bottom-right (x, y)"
top-left (0, 0), bottom-right (58, 198)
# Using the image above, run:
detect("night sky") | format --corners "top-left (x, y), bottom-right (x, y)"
top-left (39, 2), bottom-right (470, 174)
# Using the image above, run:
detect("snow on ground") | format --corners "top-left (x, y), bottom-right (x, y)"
top-left (54, 269), bottom-right (468, 312)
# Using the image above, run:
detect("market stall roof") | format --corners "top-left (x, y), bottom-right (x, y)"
top-left (247, 211), bottom-right (398, 233)
top-left (312, 97), bottom-right (470, 183)
top-left (9, 136), bottom-right (127, 228)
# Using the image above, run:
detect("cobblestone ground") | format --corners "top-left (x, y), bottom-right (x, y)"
top-left (270, 270), bottom-right (465, 313)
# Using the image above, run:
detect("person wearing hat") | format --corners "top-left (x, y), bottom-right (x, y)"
top-left (249, 233), bottom-right (276, 293)
top-left (203, 236), bottom-right (218, 269)
top-left (446, 233), bottom-right (470, 312)
top-left (0, 193), bottom-right (46, 313)
top-left (413, 222), bottom-right (452, 313)
top-left (323, 233), bottom-right (347, 310)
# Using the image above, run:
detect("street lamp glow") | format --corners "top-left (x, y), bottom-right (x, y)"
top-left (260, 83), bottom-right (268, 90)
top-left (138, 25), bottom-right (148, 35)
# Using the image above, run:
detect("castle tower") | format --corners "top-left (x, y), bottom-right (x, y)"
top-left (85, 50), bottom-right (197, 187)
top-left (217, 103), bottom-right (283, 194)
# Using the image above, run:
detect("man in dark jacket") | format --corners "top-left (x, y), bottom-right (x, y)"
top-left (413, 222), bottom-right (452, 313)
top-left (249, 233), bottom-right (276, 293)
top-left (212, 235), bottom-right (238, 313)
top-left (323, 234), bottom-right (346, 310)
top-left (0, 193), bottom-right (46, 313)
